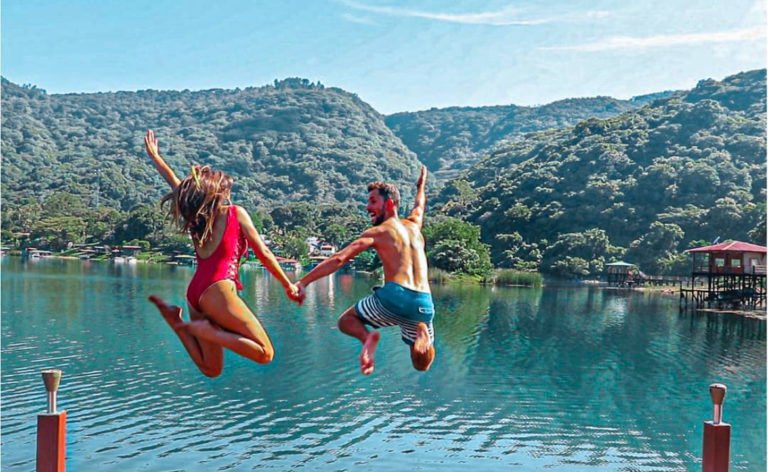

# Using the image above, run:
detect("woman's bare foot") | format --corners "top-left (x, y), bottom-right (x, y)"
top-left (360, 331), bottom-right (381, 375)
top-left (413, 322), bottom-right (431, 355)
top-left (148, 295), bottom-right (184, 331)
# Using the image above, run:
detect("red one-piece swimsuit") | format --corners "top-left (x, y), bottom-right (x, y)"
top-left (186, 205), bottom-right (248, 311)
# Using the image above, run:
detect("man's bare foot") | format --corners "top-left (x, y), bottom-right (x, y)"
top-left (413, 322), bottom-right (432, 355)
top-left (360, 331), bottom-right (380, 375)
top-left (148, 295), bottom-right (183, 331)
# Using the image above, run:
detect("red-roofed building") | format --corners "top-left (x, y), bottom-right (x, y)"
top-left (681, 240), bottom-right (766, 309)
top-left (686, 240), bottom-right (766, 275)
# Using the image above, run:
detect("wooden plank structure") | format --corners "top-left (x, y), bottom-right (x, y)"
top-left (680, 240), bottom-right (766, 310)
top-left (605, 261), bottom-right (638, 287)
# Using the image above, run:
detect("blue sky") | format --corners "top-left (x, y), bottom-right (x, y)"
top-left (2, 0), bottom-right (765, 113)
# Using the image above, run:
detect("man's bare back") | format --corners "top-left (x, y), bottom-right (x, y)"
top-left (366, 217), bottom-right (430, 293)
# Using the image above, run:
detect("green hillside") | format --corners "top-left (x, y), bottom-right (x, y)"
top-left (1, 77), bottom-right (420, 212)
top-left (385, 94), bottom-right (673, 180)
top-left (436, 69), bottom-right (767, 276)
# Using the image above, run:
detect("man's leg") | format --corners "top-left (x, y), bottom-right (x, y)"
top-left (409, 322), bottom-right (435, 371)
top-left (338, 305), bottom-right (380, 375)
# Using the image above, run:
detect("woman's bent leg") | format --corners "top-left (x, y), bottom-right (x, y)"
top-left (194, 281), bottom-right (275, 364)
top-left (187, 303), bottom-right (224, 377)
top-left (148, 295), bottom-right (224, 378)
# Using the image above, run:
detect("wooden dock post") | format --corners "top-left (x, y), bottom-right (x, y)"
top-left (36, 369), bottom-right (66, 472)
top-left (702, 383), bottom-right (730, 472)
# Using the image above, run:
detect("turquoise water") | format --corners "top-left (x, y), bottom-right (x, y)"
top-left (1, 257), bottom-right (765, 471)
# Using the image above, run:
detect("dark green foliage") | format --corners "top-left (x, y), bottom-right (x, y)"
top-left (114, 205), bottom-right (168, 246)
top-left (31, 216), bottom-right (87, 250)
top-left (436, 69), bottom-right (766, 275)
top-left (4, 70), bottom-right (764, 279)
top-left (625, 222), bottom-right (685, 275)
top-left (353, 249), bottom-right (381, 272)
top-left (541, 228), bottom-right (623, 278)
top-left (1, 77), bottom-right (421, 214)
top-left (423, 217), bottom-right (493, 277)
top-left (385, 95), bottom-right (673, 180)
top-left (267, 202), bottom-right (367, 245)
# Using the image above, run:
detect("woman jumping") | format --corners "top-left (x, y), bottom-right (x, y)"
top-left (143, 130), bottom-right (300, 377)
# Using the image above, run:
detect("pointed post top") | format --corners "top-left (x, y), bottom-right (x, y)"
top-left (709, 383), bottom-right (727, 424)
top-left (42, 369), bottom-right (62, 393)
top-left (709, 383), bottom-right (726, 405)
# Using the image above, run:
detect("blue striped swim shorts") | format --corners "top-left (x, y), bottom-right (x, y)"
top-left (355, 282), bottom-right (435, 346)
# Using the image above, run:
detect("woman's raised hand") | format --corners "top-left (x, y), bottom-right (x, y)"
top-left (144, 130), bottom-right (160, 159)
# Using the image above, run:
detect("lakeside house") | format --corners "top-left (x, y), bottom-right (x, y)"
top-left (112, 245), bottom-right (142, 263)
top-left (605, 261), bottom-right (639, 287)
top-left (680, 240), bottom-right (766, 309)
top-left (275, 256), bottom-right (302, 272)
top-left (306, 241), bottom-right (339, 269)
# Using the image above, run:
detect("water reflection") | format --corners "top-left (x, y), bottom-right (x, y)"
top-left (1, 258), bottom-right (765, 471)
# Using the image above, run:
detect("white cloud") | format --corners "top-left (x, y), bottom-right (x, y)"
top-left (339, 1), bottom-right (609, 26)
top-left (341, 13), bottom-right (376, 25)
top-left (541, 26), bottom-right (766, 52)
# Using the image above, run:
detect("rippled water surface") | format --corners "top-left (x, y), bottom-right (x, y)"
top-left (2, 258), bottom-right (765, 471)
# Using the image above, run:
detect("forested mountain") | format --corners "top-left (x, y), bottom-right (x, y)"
top-left (1, 77), bottom-right (420, 211)
top-left (2, 70), bottom-right (763, 277)
top-left (436, 69), bottom-right (767, 275)
top-left (385, 93), bottom-right (674, 180)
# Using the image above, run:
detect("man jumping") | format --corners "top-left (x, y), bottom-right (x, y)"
top-left (296, 166), bottom-right (435, 375)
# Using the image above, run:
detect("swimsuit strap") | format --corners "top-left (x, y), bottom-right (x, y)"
top-left (225, 205), bottom-right (237, 236)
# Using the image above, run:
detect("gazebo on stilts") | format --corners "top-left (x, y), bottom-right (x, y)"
top-left (680, 240), bottom-right (766, 310)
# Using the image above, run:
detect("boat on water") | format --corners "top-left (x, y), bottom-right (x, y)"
top-left (170, 254), bottom-right (197, 266)
top-left (26, 248), bottom-right (53, 259)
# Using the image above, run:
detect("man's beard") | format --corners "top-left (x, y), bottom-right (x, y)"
top-left (372, 212), bottom-right (386, 226)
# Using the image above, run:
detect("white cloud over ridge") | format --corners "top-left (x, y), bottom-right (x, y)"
top-left (542, 26), bottom-right (766, 52)
top-left (339, 1), bottom-right (609, 26)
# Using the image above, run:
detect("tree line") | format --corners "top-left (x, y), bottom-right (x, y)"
top-left (2, 69), bottom-right (765, 279)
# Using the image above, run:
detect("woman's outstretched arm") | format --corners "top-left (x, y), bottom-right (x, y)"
top-left (144, 129), bottom-right (181, 190)
top-left (236, 206), bottom-right (301, 302)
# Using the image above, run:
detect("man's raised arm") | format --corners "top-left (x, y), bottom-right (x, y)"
top-left (407, 165), bottom-right (428, 227)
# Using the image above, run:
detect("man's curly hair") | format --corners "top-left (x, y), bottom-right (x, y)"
top-left (367, 182), bottom-right (400, 208)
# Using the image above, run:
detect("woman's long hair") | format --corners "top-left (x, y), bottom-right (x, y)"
top-left (162, 165), bottom-right (234, 245)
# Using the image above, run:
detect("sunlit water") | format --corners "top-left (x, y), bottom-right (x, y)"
top-left (1, 257), bottom-right (765, 471)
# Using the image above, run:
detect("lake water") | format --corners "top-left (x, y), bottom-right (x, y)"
top-left (1, 257), bottom-right (765, 471)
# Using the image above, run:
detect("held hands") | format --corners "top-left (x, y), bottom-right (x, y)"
top-left (285, 282), bottom-right (305, 305)
top-left (144, 130), bottom-right (160, 159)
top-left (296, 281), bottom-right (307, 303)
